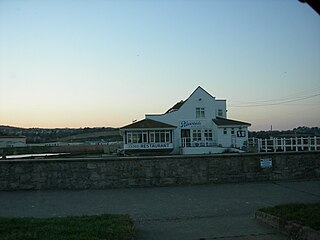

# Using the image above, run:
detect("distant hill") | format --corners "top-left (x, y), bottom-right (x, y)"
top-left (1, 125), bottom-right (319, 143)
top-left (0, 125), bottom-right (121, 143)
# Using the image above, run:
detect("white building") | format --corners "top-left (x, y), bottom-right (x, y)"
top-left (0, 136), bottom-right (27, 148)
top-left (120, 86), bottom-right (251, 154)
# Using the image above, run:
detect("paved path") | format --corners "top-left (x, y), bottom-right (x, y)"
top-left (1, 180), bottom-right (320, 239)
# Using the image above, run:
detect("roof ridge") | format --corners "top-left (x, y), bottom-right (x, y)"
top-left (213, 117), bottom-right (251, 126)
top-left (120, 118), bottom-right (176, 129)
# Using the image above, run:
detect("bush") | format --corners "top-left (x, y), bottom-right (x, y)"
top-left (260, 203), bottom-right (320, 230)
top-left (0, 214), bottom-right (134, 240)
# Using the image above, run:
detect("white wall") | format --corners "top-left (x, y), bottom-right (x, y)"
top-left (0, 137), bottom-right (27, 148)
top-left (215, 100), bottom-right (227, 118)
top-left (216, 126), bottom-right (248, 149)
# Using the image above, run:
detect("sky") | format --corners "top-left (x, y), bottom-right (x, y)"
top-left (0, 0), bottom-right (319, 131)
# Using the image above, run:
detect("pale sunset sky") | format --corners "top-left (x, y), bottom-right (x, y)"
top-left (0, 0), bottom-right (319, 131)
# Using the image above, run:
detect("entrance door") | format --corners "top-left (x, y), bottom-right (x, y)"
top-left (231, 135), bottom-right (236, 148)
top-left (181, 129), bottom-right (191, 147)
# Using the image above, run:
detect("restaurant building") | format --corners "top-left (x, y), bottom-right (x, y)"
top-left (0, 136), bottom-right (27, 148)
top-left (120, 86), bottom-right (251, 154)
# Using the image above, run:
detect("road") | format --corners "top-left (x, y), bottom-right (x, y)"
top-left (1, 180), bottom-right (319, 239)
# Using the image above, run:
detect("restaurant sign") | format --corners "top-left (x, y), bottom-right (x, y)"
top-left (124, 143), bottom-right (173, 150)
top-left (180, 120), bottom-right (207, 129)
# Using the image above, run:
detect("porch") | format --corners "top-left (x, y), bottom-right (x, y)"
top-left (181, 137), bottom-right (216, 148)
top-left (181, 137), bottom-right (225, 154)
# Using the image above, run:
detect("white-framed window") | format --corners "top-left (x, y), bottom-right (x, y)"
top-left (192, 129), bottom-right (202, 141)
top-left (142, 131), bottom-right (148, 143)
top-left (149, 131), bottom-right (155, 143)
top-left (165, 131), bottom-right (171, 143)
top-left (149, 130), bottom-right (172, 143)
top-left (126, 131), bottom-right (148, 143)
top-left (127, 132), bottom-right (133, 143)
top-left (196, 107), bottom-right (205, 118)
top-left (223, 128), bottom-right (227, 135)
top-left (204, 129), bottom-right (213, 141)
top-left (218, 109), bottom-right (223, 117)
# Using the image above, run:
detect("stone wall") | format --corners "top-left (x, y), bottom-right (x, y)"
top-left (0, 151), bottom-right (319, 190)
top-left (256, 210), bottom-right (320, 240)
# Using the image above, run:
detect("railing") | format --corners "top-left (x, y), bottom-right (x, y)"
top-left (181, 137), bottom-right (216, 148)
top-left (248, 136), bottom-right (320, 153)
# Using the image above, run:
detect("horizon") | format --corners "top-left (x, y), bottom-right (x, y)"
top-left (1, 1), bottom-right (319, 131)
top-left (1, 123), bottom-right (319, 133)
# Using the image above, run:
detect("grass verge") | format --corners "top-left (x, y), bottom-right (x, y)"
top-left (260, 202), bottom-right (320, 230)
top-left (0, 214), bottom-right (134, 240)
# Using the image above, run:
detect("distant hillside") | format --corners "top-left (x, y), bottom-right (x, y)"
top-left (0, 125), bottom-right (121, 143)
top-left (249, 126), bottom-right (320, 138)
top-left (1, 125), bottom-right (318, 143)
top-left (57, 130), bottom-right (121, 142)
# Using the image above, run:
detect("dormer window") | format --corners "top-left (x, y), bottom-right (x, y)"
top-left (196, 107), bottom-right (205, 118)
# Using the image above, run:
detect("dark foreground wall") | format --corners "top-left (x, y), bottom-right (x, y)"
top-left (0, 152), bottom-right (319, 190)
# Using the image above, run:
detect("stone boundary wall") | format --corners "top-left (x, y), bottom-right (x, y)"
top-left (0, 151), bottom-right (319, 190)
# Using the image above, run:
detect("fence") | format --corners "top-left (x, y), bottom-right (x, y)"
top-left (248, 136), bottom-right (320, 153)
top-left (181, 137), bottom-right (216, 148)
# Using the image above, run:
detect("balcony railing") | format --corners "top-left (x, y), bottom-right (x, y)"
top-left (181, 137), bottom-right (216, 148)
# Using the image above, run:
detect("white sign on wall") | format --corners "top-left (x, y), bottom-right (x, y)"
top-left (260, 158), bottom-right (272, 168)
top-left (180, 120), bottom-right (207, 129)
top-left (237, 130), bottom-right (246, 137)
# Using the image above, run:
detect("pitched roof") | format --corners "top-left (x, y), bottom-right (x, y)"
top-left (120, 119), bottom-right (176, 130)
top-left (165, 100), bottom-right (185, 113)
top-left (164, 86), bottom-right (214, 114)
top-left (213, 117), bottom-right (251, 126)
top-left (192, 86), bottom-right (215, 99)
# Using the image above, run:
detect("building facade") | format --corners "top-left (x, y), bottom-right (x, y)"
top-left (120, 86), bottom-right (250, 154)
top-left (0, 136), bottom-right (27, 148)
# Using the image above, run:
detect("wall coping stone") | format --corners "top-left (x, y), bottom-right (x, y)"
top-left (0, 151), bottom-right (319, 164)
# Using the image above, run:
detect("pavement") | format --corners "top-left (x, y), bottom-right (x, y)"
top-left (0, 180), bottom-right (320, 240)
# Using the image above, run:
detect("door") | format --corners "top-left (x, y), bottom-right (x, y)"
top-left (231, 135), bottom-right (236, 148)
top-left (181, 129), bottom-right (191, 147)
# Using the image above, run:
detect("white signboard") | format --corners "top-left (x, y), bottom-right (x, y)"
top-left (180, 120), bottom-right (207, 129)
top-left (260, 158), bottom-right (272, 168)
top-left (237, 130), bottom-right (246, 137)
top-left (125, 143), bottom-right (173, 150)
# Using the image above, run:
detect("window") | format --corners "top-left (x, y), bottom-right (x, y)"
top-left (127, 132), bottom-right (133, 143)
top-left (126, 131), bottom-right (148, 143)
top-left (218, 109), bottom-right (223, 117)
top-left (142, 131), bottom-right (148, 143)
top-left (160, 131), bottom-right (165, 142)
top-left (149, 131), bottom-right (155, 143)
top-left (231, 128), bottom-right (235, 135)
top-left (204, 129), bottom-right (213, 141)
top-left (223, 128), bottom-right (227, 135)
top-left (155, 131), bottom-right (160, 142)
top-left (192, 129), bottom-right (202, 141)
top-left (165, 131), bottom-right (171, 143)
top-left (196, 107), bottom-right (205, 118)
top-left (149, 130), bottom-right (172, 143)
